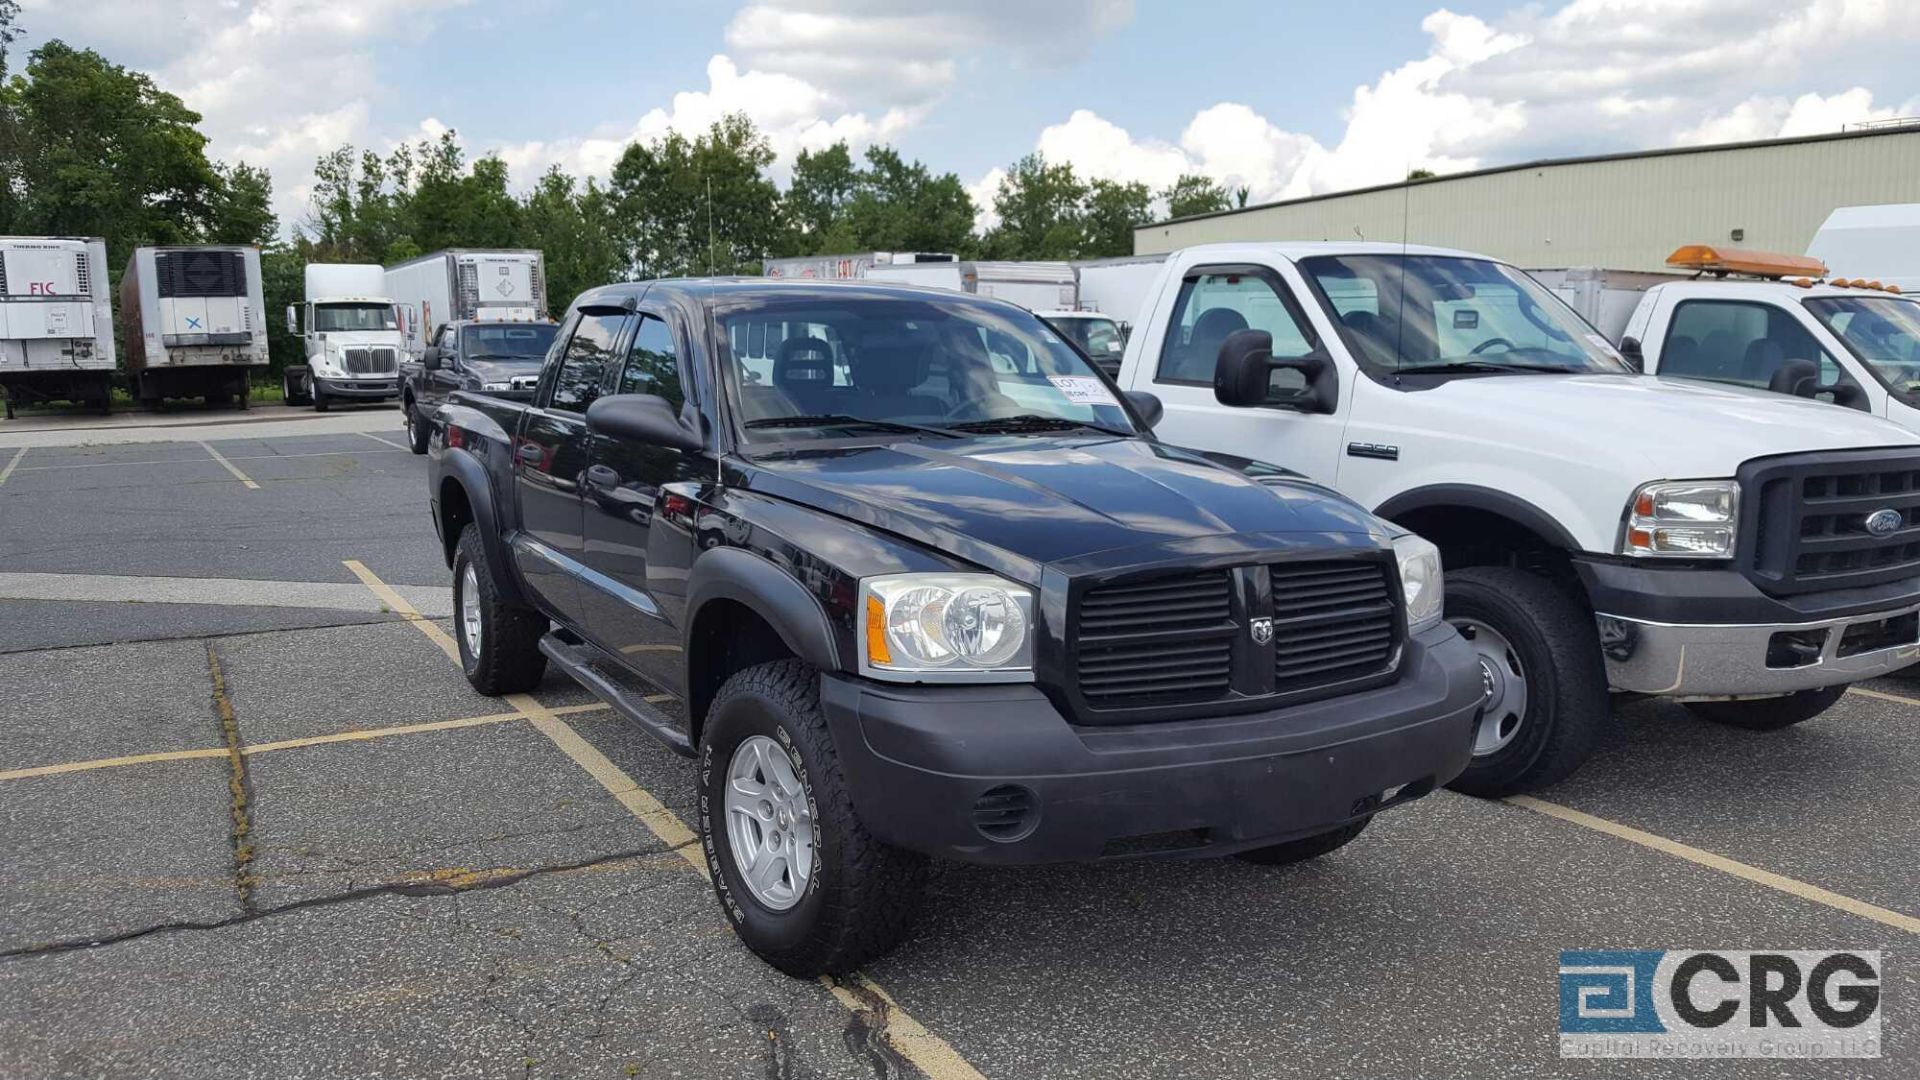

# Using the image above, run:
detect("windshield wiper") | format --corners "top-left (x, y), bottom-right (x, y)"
top-left (742, 414), bottom-right (961, 438)
top-left (946, 414), bottom-right (1133, 437)
top-left (1391, 360), bottom-right (1574, 376)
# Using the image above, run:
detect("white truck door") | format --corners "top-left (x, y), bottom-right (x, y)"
top-left (1641, 288), bottom-right (1884, 415)
top-left (1127, 261), bottom-right (1349, 482)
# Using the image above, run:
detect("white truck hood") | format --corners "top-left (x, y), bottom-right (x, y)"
top-left (1345, 372), bottom-right (1920, 554)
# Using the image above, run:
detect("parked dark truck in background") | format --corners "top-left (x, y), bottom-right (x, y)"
top-left (399, 319), bottom-right (559, 453)
top-left (426, 279), bottom-right (1485, 976)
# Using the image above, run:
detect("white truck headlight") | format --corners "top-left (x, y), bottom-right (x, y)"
top-left (1391, 534), bottom-right (1444, 632)
top-left (860, 573), bottom-right (1033, 682)
top-left (1622, 480), bottom-right (1739, 558)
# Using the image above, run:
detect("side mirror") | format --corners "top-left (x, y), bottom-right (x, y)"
top-left (1213, 328), bottom-right (1338, 413)
top-left (423, 346), bottom-right (443, 371)
top-left (1767, 358), bottom-right (1820, 399)
top-left (1618, 336), bottom-right (1644, 372)
top-left (1123, 390), bottom-right (1163, 430)
top-left (586, 393), bottom-right (703, 452)
top-left (285, 304), bottom-right (299, 336)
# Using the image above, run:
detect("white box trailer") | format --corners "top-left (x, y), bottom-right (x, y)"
top-left (1806, 204), bottom-right (1920, 293)
top-left (862, 260), bottom-right (1077, 311)
top-left (1529, 266), bottom-right (1687, 341)
top-left (0, 236), bottom-right (115, 417)
top-left (1072, 254), bottom-right (1169, 329)
top-left (385, 249), bottom-right (548, 358)
top-left (763, 251), bottom-right (957, 281)
top-left (119, 245), bottom-right (268, 409)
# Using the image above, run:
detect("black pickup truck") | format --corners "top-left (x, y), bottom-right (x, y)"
top-left (400, 319), bottom-right (560, 453)
top-left (427, 278), bottom-right (1483, 976)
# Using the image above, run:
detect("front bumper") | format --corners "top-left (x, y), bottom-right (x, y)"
top-left (1577, 558), bottom-right (1920, 696)
top-left (314, 375), bottom-right (399, 398)
top-left (820, 623), bottom-right (1483, 864)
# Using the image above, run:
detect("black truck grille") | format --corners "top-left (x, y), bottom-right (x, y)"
top-left (1744, 449), bottom-right (1920, 595)
top-left (1075, 571), bottom-right (1234, 707)
top-left (1069, 558), bottom-right (1402, 715)
top-left (1271, 561), bottom-right (1397, 692)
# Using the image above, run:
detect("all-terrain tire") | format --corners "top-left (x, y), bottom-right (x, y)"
top-left (1445, 566), bottom-right (1609, 798)
top-left (403, 396), bottom-right (430, 454)
top-left (1235, 815), bottom-right (1371, 865)
top-left (700, 659), bottom-right (929, 977)
top-left (452, 523), bottom-right (547, 695)
top-left (1683, 686), bottom-right (1846, 731)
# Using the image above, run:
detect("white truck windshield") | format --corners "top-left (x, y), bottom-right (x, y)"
top-left (719, 296), bottom-right (1138, 442)
top-left (314, 303), bottom-right (398, 333)
top-left (1804, 296), bottom-right (1920, 397)
top-left (1299, 255), bottom-right (1630, 375)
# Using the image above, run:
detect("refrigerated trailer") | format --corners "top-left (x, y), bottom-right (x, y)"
top-left (0, 236), bottom-right (115, 418)
top-left (119, 245), bottom-right (268, 409)
top-left (860, 260), bottom-right (1078, 311)
top-left (386, 249), bottom-right (547, 359)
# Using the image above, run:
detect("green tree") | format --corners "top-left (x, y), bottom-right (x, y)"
top-left (1160, 173), bottom-right (1231, 220)
top-left (983, 153), bottom-right (1087, 259)
top-left (609, 113), bottom-right (782, 278)
top-left (0, 41), bottom-right (220, 249)
top-left (844, 146), bottom-right (976, 255)
top-left (207, 162), bottom-right (277, 245)
top-left (520, 165), bottom-right (622, 311)
top-left (0, 1), bottom-right (20, 78)
top-left (1081, 178), bottom-right (1151, 257)
top-left (785, 142), bottom-right (859, 253)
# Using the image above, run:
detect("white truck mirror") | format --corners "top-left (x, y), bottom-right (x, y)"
top-left (285, 304), bottom-right (299, 336)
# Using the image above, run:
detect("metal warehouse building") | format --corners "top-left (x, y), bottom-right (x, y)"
top-left (1132, 126), bottom-right (1920, 272)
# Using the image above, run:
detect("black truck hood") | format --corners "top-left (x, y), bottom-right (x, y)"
top-left (739, 435), bottom-right (1386, 582)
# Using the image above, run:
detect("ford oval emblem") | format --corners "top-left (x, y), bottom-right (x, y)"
top-left (1865, 508), bottom-right (1903, 537)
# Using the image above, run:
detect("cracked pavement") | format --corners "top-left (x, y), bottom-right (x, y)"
top-left (3, 424), bottom-right (1919, 1078)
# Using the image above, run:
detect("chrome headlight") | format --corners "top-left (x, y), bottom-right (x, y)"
top-left (1391, 534), bottom-right (1444, 632)
top-left (859, 573), bottom-right (1034, 683)
top-left (1621, 480), bottom-right (1738, 558)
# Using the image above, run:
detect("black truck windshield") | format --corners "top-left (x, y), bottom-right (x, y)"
top-left (313, 303), bottom-right (397, 332)
top-left (719, 296), bottom-right (1138, 442)
top-left (463, 323), bottom-right (558, 362)
top-left (1298, 254), bottom-right (1630, 376)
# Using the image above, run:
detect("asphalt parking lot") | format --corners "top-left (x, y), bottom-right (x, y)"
top-left (1, 408), bottom-right (1914, 1079)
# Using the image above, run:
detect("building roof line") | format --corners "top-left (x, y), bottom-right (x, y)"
top-left (1135, 124), bottom-right (1920, 232)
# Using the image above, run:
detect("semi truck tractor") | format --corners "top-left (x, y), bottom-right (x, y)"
top-left (386, 249), bottom-right (548, 360)
top-left (118, 245), bottom-right (267, 409)
top-left (284, 264), bottom-right (405, 410)
top-left (0, 236), bottom-right (115, 418)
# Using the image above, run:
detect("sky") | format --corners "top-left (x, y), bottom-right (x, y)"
top-left (17, 0), bottom-right (1920, 235)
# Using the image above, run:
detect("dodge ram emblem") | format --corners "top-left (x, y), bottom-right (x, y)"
top-left (1249, 617), bottom-right (1274, 645)
top-left (1865, 508), bottom-right (1902, 537)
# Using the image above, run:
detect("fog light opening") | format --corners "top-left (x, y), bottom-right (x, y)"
top-left (971, 784), bottom-right (1039, 843)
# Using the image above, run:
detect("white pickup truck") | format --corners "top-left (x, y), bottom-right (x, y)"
top-left (1536, 246), bottom-right (1920, 431)
top-left (1111, 241), bottom-right (1920, 795)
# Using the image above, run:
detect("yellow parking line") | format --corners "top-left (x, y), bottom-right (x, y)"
top-left (348, 559), bottom-right (987, 1080)
top-left (199, 441), bottom-right (260, 490)
top-left (1847, 685), bottom-right (1920, 707)
top-left (0, 446), bottom-right (25, 485)
top-left (1508, 796), bottom-right (1920, 935)
top-left (342, 559), bottom-right (459, 663)
top-left (0, 746), bottom-right (227, 782)
top-left (0, 704), bottom-right (614, 784)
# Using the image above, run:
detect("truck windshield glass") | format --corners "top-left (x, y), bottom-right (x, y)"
top-left (314, 303), bottom-right (397, 333)
top-left (1804, 296), bottom-right (1920, 397)
top-left (718, 297), bottom-right (1138, 442)
top-left (1049, 315), bottom-right (1125, 356)
top-left (462, 323), bottom-right (558, 363)
top-left (1298, 255), bottom-right (1630, 375)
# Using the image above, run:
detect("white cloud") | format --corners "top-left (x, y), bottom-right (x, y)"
top-left (998, 1), bottom-right (1920, 221)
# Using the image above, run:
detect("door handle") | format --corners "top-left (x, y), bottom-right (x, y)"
top-left (515, 442), bottom-right (544, 465)
top-left (585, 464), bottom-right (620, 488)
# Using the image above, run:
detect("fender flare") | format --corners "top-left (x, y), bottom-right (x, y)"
top-left (683, 547), bottom-right (843, 672)
top-left (1373, 484), bottom-right (1581, 551)
top-left (436, 450), bottom-right (530, 607)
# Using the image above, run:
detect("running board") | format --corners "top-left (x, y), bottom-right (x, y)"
top-left (538, 632), bottom-right (695, 757)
